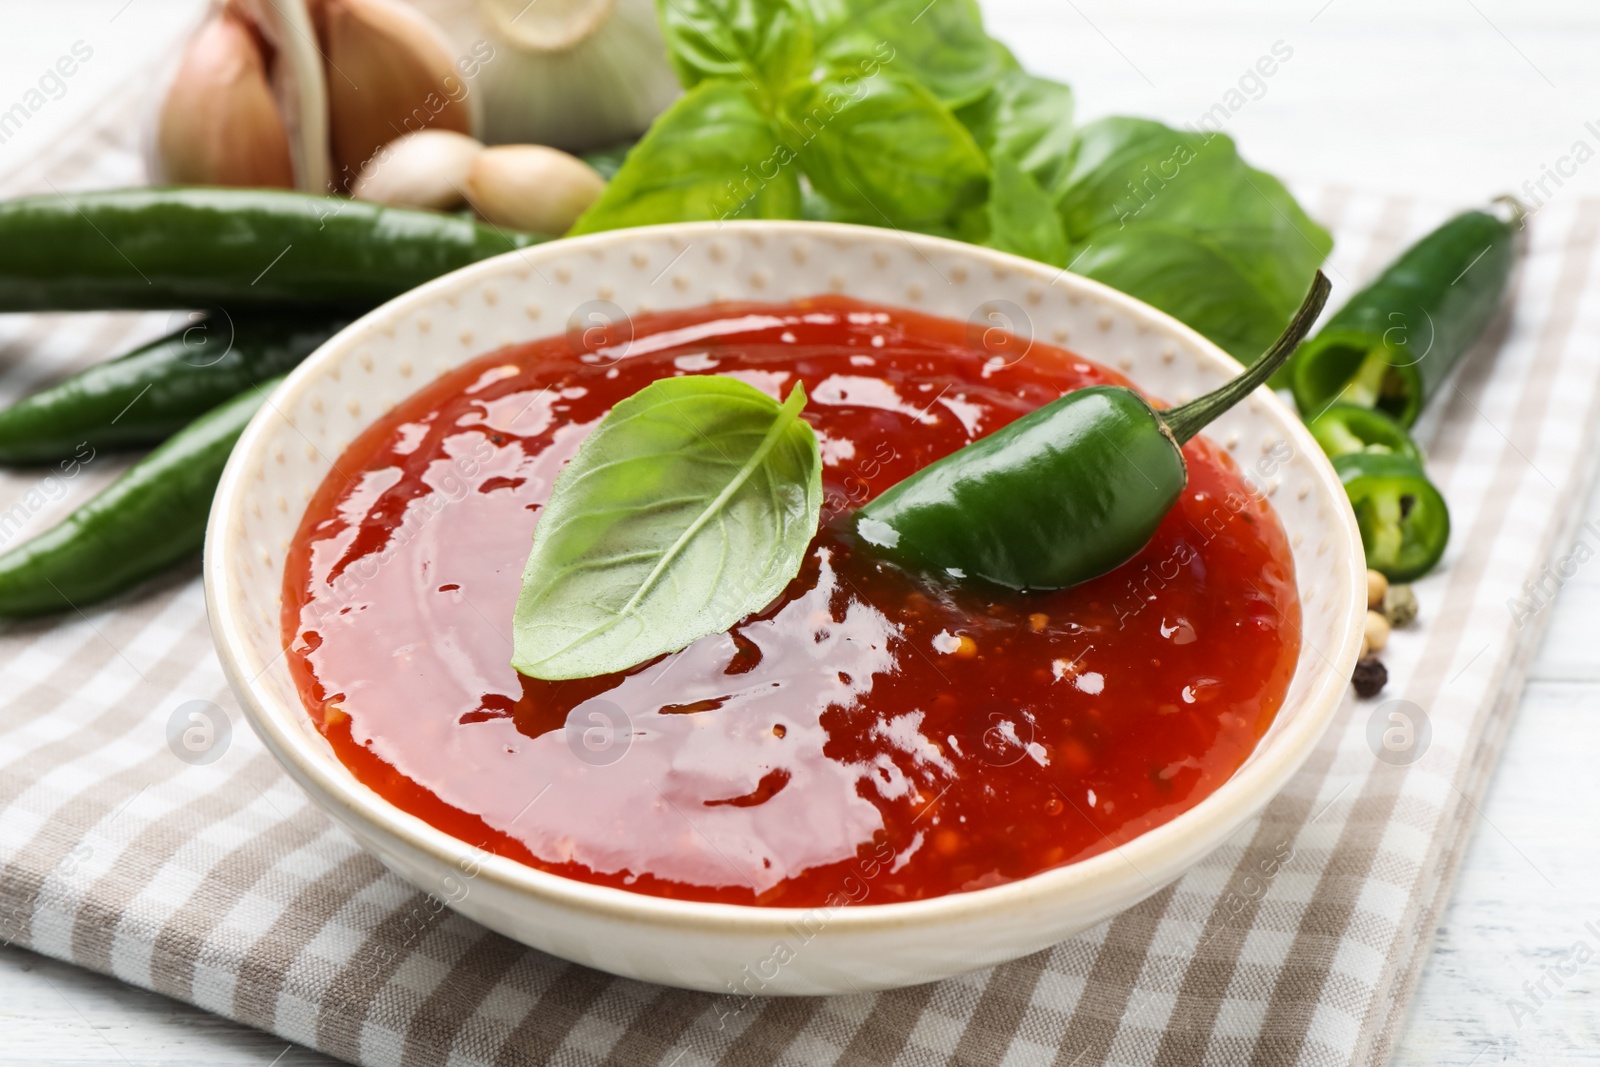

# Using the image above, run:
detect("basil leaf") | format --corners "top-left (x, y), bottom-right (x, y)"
top-left (1067, 225), bottom-right (1289, 361)
top-left (1056, 118), bottom-right (1247, 235)
top-left (784, 71), bottom-right (988, 229)
top-left (985, 156), bottom-right (1068, 267)
top-left (803, 0), bottom-right (1003, 107)
top-left (1057, 117), bottom-right (1331, 364)
top-left (988, 37), bottom-right (1023, 72)
top-left (958, 68), bottom-right (1076, 196)
top-left (569, 81), bottom-right (799, 235)
top-left (657, 0), bottom-right (814, 95)
top-left (513, 377), bottom-right (822, 681)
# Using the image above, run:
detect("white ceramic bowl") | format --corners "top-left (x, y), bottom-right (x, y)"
top-left (207, 221), bottom-right (1365, 995)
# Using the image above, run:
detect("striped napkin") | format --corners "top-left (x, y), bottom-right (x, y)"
top-left (1, 89), bottom-right (1595, 1067)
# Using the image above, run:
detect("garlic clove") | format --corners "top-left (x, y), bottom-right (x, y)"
top-left (312, 0), bottom-right (477, 191)
top-left (245, 0), bottom-right (333, 193)
top-left (352, 128), bottom-right (484, 210)
top-left (156, 10), bottom-right (296, 188)
top-left (464, 144), bottom-right (605, 235)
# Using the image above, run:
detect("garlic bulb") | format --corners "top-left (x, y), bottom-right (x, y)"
top-left (352, 128), bottom-right (484, 209)
top-left (481, 0), bottom-right (616, 50)
top-left (464, 144), bottom-right (604, 234)
top-left (151, 0), bottom-right (330, 190)
top-left (408, 0), bottom-right (679, 151)
top-left (156, 10), bottom-right (295, 187)
top-left (312, 0), bottom-right (478, 190)
top-left (151, 0), bottom-right (476, 193)
top-left (153, 0), bottom-right (678, 207)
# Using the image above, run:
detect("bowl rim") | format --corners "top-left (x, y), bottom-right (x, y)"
top-left (206, 218), bottom-right (1365, 937)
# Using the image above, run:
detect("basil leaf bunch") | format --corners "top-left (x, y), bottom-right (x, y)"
top-left (571, 0), bottom-right (1331, 368)
top-left (573, 0), bottom-right (998, 241)
top-left (512, 376), bottom-right (822, 680)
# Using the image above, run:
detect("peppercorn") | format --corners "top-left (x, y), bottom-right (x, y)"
top-left (1366, 568), bottom-right (1388, 610)
top-left (1352, 656), bottom-right (1388, 698)
top-left (1383, 583), bottom-right (1418, 628)
top-left (1364, 610), bottom-right (1391, 653)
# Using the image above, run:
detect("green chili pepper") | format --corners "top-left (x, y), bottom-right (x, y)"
top-left (0, 313), bottom-right (341, 464)
top-left (1306, 403), bottom-right (1423, 465)
top-left (1290, 205), bottom-right (1517, 427)
top-left (0, 380), bottom-right (276, 617)
top-left (854, 272), bottom-right (1332, 591)
top-left (1334, 452), bottom-right (1450, 582)
top-left (0, 188), bottom-right (539, 313)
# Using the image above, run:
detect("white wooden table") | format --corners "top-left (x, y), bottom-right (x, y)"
top-left (2, 1), bottom-right (1597, 1062)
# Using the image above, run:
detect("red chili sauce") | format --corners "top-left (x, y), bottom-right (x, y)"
top-left (284, 296), bottom-right (1300, 907)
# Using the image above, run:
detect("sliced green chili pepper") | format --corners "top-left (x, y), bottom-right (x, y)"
top-left (0, 313), bottom-right (341, 464)
top-left (0, 380), bottom-right (276, 617)
top-left (1334, 452), bottom-right (1450, 582)
top-left (0, 188), bottom-right (539, 312)
top-left (854, 273), bottom-right (1332, 590)
top-left (1290, 205), bottom-right (1517, 427)
top-left (1306, 403), bottom-right (1423, 465)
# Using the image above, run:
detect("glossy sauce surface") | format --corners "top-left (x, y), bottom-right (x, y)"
top-left (284, 297), bottom-right (1300, 907)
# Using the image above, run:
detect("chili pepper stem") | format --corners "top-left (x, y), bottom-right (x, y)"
top-left (1492, 193), bottom-right (1527, 229)
top-left (1163, 271), bottom-right (1332, 445)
